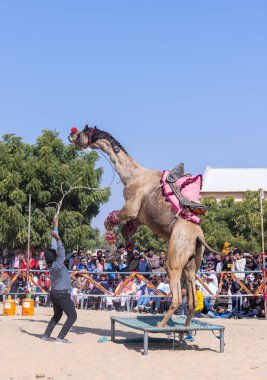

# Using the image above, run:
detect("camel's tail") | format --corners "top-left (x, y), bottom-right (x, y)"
top-left (197, 235), bottom-right (226, 256)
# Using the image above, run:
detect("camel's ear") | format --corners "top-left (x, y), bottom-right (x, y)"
top-left (84, 124), bottom-right (89, 131)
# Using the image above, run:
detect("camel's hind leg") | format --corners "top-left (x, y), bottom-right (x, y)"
top-left (183, 257), bottom-right (197, 327)
top-left (157, 268), bottom-right (182, 327)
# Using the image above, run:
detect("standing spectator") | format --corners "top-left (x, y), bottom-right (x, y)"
top-left (35, 252), bottom-right (48, 271)
top-left (67, 250), bottom-right (80, 271)
top-left (12, 249), bottom-right (22, 270)
top-left (215, 253), bottom-right (223, 273)
top-left (244, 253), bottom-right (257, 272)
top-left (231, 250), bottom-right (246, 280)
top-left (222, 251), bottom-right (234, 272)
top-left (77, 258), bottom-right (89, 271)
top-left (221, 242), bottom-right (231, 255)
top-left (145, 247), bottom-right (159, 272)
top-left (158, 250), bottom-right (167, 273)
top-left (137, 253), bottom-right (151, 273)
top-left (20, 252), bottom-right (35, 270)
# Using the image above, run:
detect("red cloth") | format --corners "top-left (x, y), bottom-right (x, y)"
top-left (20, 258), bottom-right (35, 269)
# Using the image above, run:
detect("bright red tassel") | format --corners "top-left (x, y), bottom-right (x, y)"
top-left (71, 127), bottom-right (78, 134)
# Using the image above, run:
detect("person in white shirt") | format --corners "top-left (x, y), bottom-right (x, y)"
top-left (154, 276), bottom-right (171, 313)
top-left (201, 275), bottom-right (217, 312)
top-left (231, 251), bottom-right (246, 280)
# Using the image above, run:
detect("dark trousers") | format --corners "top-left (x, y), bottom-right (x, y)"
top-left (44, 290), bottom-right (77, 339)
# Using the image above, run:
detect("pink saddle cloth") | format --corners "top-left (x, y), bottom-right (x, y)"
top-left (161, 171), bottom-right (203, 224)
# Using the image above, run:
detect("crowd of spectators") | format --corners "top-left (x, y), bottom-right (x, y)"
top-left (0, 243), bottom-right (266, 319)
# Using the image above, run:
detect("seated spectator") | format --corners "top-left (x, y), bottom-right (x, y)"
top-left (224, 274), bottom-right (240, 313)
top-left (133, 283), bottom-right (155, 312)
top-left (88, 273), bottom-right (111, 310)
top-left (150, 274), bottom-right (161, 288)
top-left (0, 263), bottom-right (10, 299)
top-left (153, 275), bottom-right (171, 314)
top-left (114, 275), bottom-right (137, 311)
top-left (233, 294), bottom-right (264, 319)
top-left (200, 274), bottom-right (217, 312)
top-left (208, 287), bottom-right (232, 318)
top-left (10, 273), bottom-right (26, 303)
top-left (194, 282), bottom-right (204, 317)
top-left (36, 273), bottom-right (51, 306)
top-left (38, 273), bottom-right (51, 292)
top-left (175, 287), bottom-right (188, 316)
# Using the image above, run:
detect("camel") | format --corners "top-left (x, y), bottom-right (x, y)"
top-left (68, 125), bottom-right (217, 327)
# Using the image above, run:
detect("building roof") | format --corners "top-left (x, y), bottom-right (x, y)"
top-left (201, 167), bottom-right (267, 192)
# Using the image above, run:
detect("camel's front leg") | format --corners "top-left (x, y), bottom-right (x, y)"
top-left (117, 184), bottom-right (143, 223)
top-left (117, 199), bottom-right (141, 223)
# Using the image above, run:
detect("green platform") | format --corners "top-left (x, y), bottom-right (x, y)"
top-left (110, 315), bottom-right (225, 355)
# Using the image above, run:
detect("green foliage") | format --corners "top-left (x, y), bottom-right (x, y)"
top-left (201, 192), bottom-right (266, 253)
top-left (129, 225), bottom-right (168, 252)
top-left (0, 131), bottom-right (110, 249)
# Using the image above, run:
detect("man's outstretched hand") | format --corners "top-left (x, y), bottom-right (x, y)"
top-left (53, 216), bottom-right (59, 227)
top-left (51, 231), bottom-right (60, 241)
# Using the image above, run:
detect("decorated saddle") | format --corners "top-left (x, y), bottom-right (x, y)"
top-left (161, 163), bottom-right (208, 225)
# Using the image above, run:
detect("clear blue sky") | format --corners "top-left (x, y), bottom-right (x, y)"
top-left (0, 1), bottom-right (266, 230)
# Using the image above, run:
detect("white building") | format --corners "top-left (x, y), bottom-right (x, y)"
top-left (200, 167), bottom-right (267, 201)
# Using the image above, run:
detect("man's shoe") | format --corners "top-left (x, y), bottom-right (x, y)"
top-left (41, 335), bottom-right (52, 341)
top-left (183, 334), bottom-right (194, 342)
top-left (55, 337), bottom-right (70, 344)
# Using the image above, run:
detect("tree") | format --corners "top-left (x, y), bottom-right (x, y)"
top-left (0, 130), bottom-right (110, 250)
top-left (127, 225), bottom-right (168, 252)
top-left (201, 192), bottom-right (266, 253)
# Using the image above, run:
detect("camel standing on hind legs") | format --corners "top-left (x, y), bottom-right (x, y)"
top-left (68, 125), bottom-right (216, 327)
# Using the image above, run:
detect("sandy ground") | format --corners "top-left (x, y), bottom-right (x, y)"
top-left (0, 306), bottom-right (267, 380)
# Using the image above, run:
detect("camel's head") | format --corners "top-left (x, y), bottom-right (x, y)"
top-left (68, 125), bottom-right (99, 149)
top-left (68, 125), bottom-right (128, 155)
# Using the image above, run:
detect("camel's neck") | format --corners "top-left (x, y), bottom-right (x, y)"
top-left (95, 140), bottom-right (146, 185)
